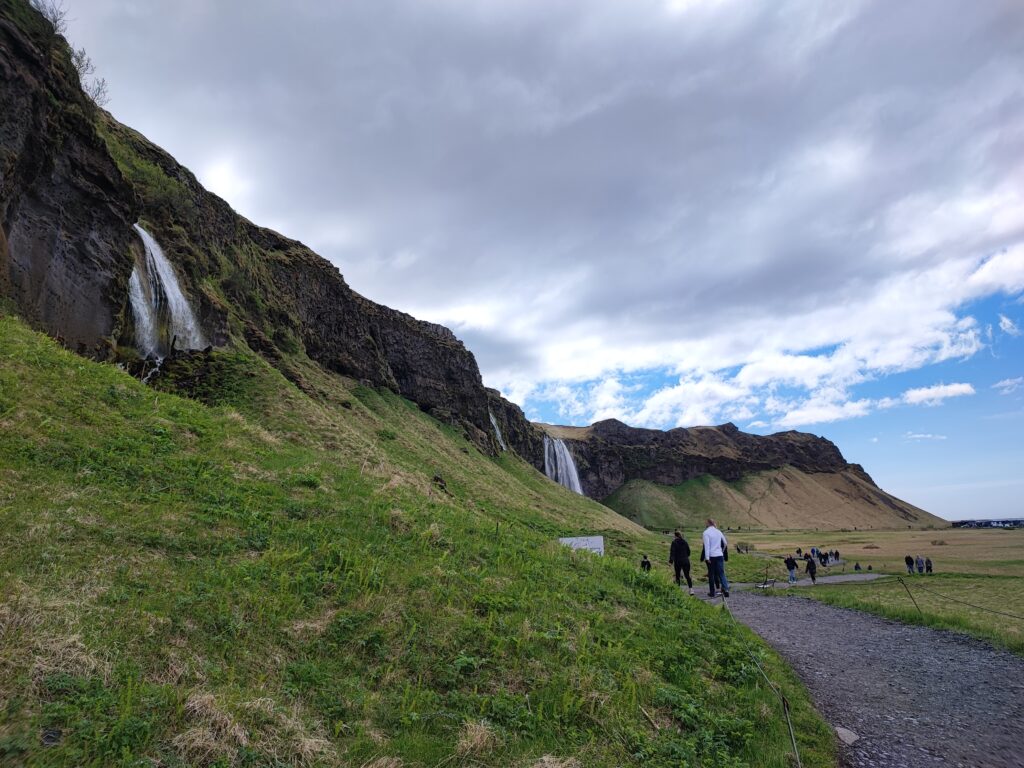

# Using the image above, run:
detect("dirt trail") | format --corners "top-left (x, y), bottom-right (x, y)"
top-left (725, 592), bottom-right (1024, 768)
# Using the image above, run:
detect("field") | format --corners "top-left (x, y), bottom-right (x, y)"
top-left (740, 527), bottom-right (1024, 654)
top-left (0, 316), bottom-right (836, 767)
top-left (740, 527), bottom-right (1024, 576)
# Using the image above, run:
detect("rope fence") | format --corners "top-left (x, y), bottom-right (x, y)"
top-left (897, 577), bottom-right (1024, 621)
top-left (720, 595), bottom-right (803, 768)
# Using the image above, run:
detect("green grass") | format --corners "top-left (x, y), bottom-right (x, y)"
top-left (780, 574), bottom-right (1024, 656)
top-left (0, 315), bottom-right (836, 767)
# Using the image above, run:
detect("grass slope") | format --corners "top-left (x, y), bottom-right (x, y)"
top-left (0, 316), bottom-right (835, 767)
top-left (604, 470), bottom-right (944, 533)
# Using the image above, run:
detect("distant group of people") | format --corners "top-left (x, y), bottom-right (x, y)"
top-left (639, 531), bottom-right (937, 593)
top-left (905, 554), bottom-right (934, 574)
top-left (641, 518), bottom-right (731, 598)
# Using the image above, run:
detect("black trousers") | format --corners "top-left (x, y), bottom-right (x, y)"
top-left (673, 559), bottom-right (692, 588)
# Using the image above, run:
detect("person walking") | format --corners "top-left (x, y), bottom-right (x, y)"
top-left (805, 555), bottom-right (818, 584)
top-left (904, 554), bottom-right (914, 575)
top-left (784, 554), bottom-right (799, 584)
top-left (701, 518), bottom-right (729, 598)
top-left (916, 555), bottom-right (925, 574)
top-left (925, 557), bottom-right (933, 574)
top-left (668, 531), bottom-right (694, 594)
top-left (640, 554), bottom-right (652, 573)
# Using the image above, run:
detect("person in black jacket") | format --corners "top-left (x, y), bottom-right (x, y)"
top-left (784, 554), bottom-right (799, 584)
top-left (668, 531), bottom-right (694, 594)
top-left (640, 554), bottom-right (652, 573)
top-left (805, 555), bottom-right (818, 584)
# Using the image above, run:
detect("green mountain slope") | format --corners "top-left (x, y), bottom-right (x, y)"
top-left (606, 470), bottom-right (943, 533)
top-left (0, 316), bottom-right (834, 766)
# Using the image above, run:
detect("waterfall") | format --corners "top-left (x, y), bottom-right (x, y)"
top-left (489, 410), bottom-right (507, 451)
top-left (129, 223), bottom-right (207, 358)
top-left (543, 435), bottom-right (583, 494)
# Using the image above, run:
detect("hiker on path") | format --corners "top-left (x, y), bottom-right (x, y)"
top-left (700, 518), bottom-right (729, 598)
top-left (925, 557), bottom-right (933, 574)
top-left (905, 555), bottom-right (914, 574)
top-left (668, 531), bottom-right (693, 594)
top-left (640, 554), bottom-right (652, 573)
top-left (784, 554), bottom-right (799, 584)
top-left (835, 549), bottom-right (841, 562)
top-left (916, 555), bottom-right (925, 574)
top-left (854, 562), bottom-right (862, 571)
top-left (805, 555), bottom-right (818, 584)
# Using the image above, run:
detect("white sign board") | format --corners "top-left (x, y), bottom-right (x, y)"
top-left (558, 535), bottom-right (605, 556)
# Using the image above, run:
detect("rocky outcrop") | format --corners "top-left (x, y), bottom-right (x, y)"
top-left (0, 7), bottom-right (137, 354)
top-left (542, 419), bottom-right (874, 500)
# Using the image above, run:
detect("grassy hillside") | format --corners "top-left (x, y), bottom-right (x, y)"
top-left (604, 470), bottom-right (945, 533)
top-left (0, 315), bottom-right (835, 767)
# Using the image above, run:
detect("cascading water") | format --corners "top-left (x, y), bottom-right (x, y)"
top-left (129, 223), bottom-right (207, 359)
top-left (543, 435), bottom-right (583, 494)
top-left (489, 410), bottom-right (507, 451)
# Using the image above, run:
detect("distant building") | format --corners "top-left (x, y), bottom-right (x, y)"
top-left (951, 519), bottom-right (1024, 529)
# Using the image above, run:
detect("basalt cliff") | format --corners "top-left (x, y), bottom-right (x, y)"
top-left (0, 1), bottom-right (936, 530)
top-left (539, 420), bottom-right (943, 529)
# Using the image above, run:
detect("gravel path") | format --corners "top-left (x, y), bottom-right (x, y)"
top-left (725, 592), bottom-right (1024, 768)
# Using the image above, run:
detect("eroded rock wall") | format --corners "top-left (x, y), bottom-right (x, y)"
top-left (0, 8), bottom-right (136, 354)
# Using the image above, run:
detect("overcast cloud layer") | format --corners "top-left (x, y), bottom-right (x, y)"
top-left (66, 1), bottom-right (1024, 514)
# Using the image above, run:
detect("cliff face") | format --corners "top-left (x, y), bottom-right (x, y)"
top-left (0, 7), bottom-right (137, 353)
top-left (0, 0), bottom-right (539, 453)
top-left (547, 419), bottom-right (871, 500)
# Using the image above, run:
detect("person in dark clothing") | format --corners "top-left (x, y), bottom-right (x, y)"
top-left (784, 555), bottom-right (799, 584)
top-left (925, 557), bottom-right (933, 574)
top-left (640, 554), bottom-right (652, 573)
top-left (834, 549), bottom-right (841, 562)
top-left (916, 555), bottom-right (925, 574)
top-left (854, 562), bottom-right (862, 571)
top-left (668, 531), bottom-right (694, 594)
top-left (904, 554), bottom-right (914, 575)
top-left (805, 556), bottom-right (817, 584)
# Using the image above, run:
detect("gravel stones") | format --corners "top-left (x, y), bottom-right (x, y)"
top-left (727, 592), bottom-right (1024, 768)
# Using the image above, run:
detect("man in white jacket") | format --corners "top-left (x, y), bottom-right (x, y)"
top-left (701, 518), bottom-right (729, 598)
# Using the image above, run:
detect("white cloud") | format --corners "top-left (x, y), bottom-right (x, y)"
top-left (993, 377), bottom-right (1024, 395)
top-left (904, 432), bottom-right (948, 441)
top-left (999, 314), bottom-right (1021, 336)
top-left (902, 382), bottom-right (976, 406)
top-left (630, 372), bottom-right (749, 428)
top-left (775, 395), bottom-right (873, 429)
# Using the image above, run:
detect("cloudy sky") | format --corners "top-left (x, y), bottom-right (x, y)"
top-left (66, 0), bottom-right (1023, 519)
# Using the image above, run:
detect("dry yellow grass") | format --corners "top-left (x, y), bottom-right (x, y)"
top-left (744, 527), bottom-right (1024, 576)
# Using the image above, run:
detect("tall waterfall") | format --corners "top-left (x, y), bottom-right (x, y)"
top-left (489, 410), bottom-right (507, 451)
top-left (129, 223), bottom-right (207, 358)
top-left (543, 435), bottom-right (583, 494)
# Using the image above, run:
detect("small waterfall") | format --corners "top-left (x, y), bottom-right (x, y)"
top-left (489, 410), bottom-right (507, 451)
top-left (543, 435), bottom-right (583, 494)
top-left (129, 223), bottom-right (206, 358)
